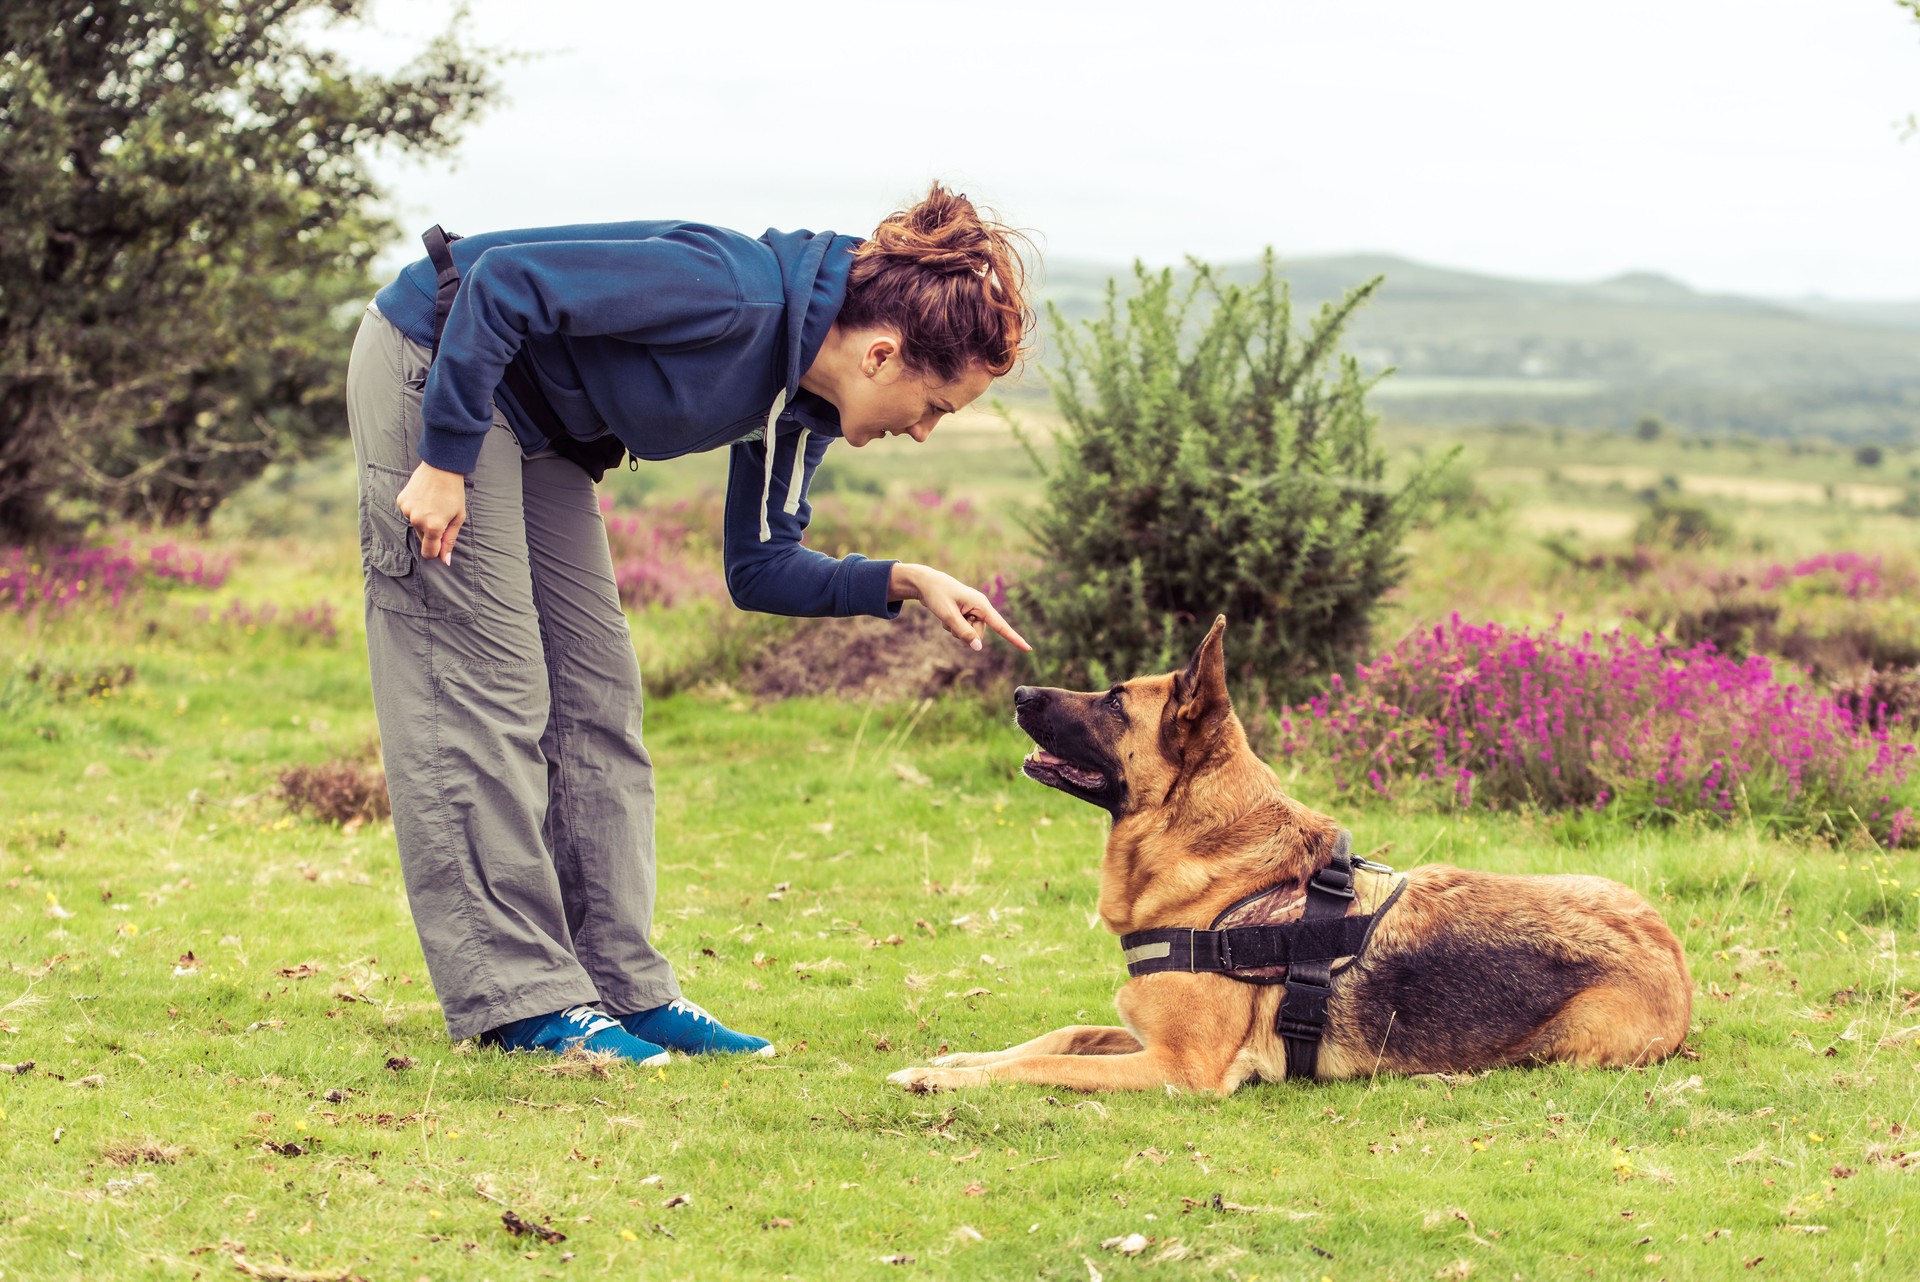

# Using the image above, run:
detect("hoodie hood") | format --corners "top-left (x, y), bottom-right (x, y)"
top-left (750, 229), bottom-right (860, 540)
top-left (760, 228), bottom-right (861, 438)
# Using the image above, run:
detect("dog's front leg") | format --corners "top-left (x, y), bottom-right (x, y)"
top-left (891, 1044), bottom-right (1228, 1095)
top-left (892, 977), bottom-right (1246, 1094)
top-left (929, 1025), bottom-right (1141, 1068)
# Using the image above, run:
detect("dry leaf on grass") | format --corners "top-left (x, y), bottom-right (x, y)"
top-left (537, 1048), bottom-right (620, 1080)
top-left (68, 1074), bottom-right (104, 1089)
top-left (879, 1255), bottom-right (915, 1266)
top-left (1102, 1233), bottom-right (1150, 1255)
top-left (662, 1192), bottom-right (693, 1209)
top-left (274, 963), bottom-right (321, 981)
top-left (0, 1060), bottom-right (35, 1075)
top-left (500, 1210), bottom-right (566, 1244)
top-left (100, 1139), bottom-right (182, 1166)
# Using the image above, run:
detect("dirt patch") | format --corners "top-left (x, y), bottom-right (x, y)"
top-left (280, 752), bottom-right (389, 827)
top-left (742, 609), bottom-right (1027, 705)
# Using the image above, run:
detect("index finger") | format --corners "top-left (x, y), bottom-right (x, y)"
top-left (979, 602), bottom-right (1031, 652)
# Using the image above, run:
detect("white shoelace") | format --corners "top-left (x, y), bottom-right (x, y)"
top-left (665, 998), bottom-right (715, 1025)
top-left (559, 1005), bottom-right (620, 1037)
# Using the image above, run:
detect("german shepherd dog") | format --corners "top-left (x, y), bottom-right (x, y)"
top-left (889, 618), bottom-right (1692, 1095)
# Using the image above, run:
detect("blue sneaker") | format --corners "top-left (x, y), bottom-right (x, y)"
top-left (480, 1004), bottom-right (670, 1067)
top-left (619, 998), bottom-right (774, 1057)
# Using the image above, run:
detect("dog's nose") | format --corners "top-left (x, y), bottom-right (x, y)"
top-left (1014, 685), bottom-right (1040, 709)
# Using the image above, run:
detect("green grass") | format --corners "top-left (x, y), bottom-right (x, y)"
top-left (3, 538), bottom-right (1920, 1281)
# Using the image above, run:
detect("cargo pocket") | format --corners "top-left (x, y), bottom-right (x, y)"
top-left (359, 461), bottom-right (476, 621)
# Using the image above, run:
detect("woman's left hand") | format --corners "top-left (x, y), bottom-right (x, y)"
top-left (889, 563), bottom-right (1031, 653)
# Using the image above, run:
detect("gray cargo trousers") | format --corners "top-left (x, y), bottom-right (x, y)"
top-left (345, 304), bottom-right (680, 1041)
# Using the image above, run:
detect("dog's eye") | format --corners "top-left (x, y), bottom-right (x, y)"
top-left (1105, 689), bottom-right (1124, 713)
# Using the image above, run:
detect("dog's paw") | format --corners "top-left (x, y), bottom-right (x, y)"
top-left (929, 1051), bottom-right (997, 1068)
top-left (887, 1065), bottom-right (983, 1093)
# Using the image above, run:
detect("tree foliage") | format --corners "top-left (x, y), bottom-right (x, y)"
top-left (0, 1), bottom-right (497, 538)
top-left (1011, 254), bottom-right (1451, 707)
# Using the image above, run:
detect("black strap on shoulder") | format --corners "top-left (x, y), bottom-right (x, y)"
top-left (417, 224), bottom-right (626, 482)
top-left (422, 224), bottom-right (462, 358)
top-left (1278, 837), bottom-right (1357, 1080)
top-left (1119, 915), bottom-right (1374, 977)
top-left (1115, 830), bottom-right (1376, 1084)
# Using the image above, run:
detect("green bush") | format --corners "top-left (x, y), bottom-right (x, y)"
top-left (1633, 495), bottom-right (1730, 551)
top-left (1010, 253), bottom-right (1451, 705)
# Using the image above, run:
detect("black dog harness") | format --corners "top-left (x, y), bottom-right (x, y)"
top-left (1117, 831), bottom-right (1405, 1080)
top-left (420, 225), bottom-right (632, 482)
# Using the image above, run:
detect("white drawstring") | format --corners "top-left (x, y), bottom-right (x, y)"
top-left (756, 389), bottom-right (785, 543)
top-left (756, 391), bottom-right (812, 541)
top-left (784, 428), bottom-right (809, 516)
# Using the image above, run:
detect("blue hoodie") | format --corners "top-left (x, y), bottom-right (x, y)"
top-left (371, 221), bottom-right (899, 621)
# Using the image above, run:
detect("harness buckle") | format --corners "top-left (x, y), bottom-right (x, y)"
top-left (1277, 963), bottom-right (1333, 1041)
top-left (1309, 865), bottom-right (1355, 902)
top-left (1186, 928), bottom-right (1231, 973)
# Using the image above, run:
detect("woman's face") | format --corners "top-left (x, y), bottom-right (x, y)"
top-left (836, 346), bottom-right (994, 448)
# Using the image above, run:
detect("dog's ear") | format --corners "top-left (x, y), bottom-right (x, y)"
top-left (1173, 615), bottom-right (1230, 726)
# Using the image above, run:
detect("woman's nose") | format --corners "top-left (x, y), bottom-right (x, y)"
top-left (906, 418), bottom-right (936, 443)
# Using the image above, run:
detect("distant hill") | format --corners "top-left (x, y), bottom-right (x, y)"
top-left (1030, 255), bottom-right (1920, 441)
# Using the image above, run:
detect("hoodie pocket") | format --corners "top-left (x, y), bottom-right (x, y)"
top-left (359, 461), bottom-right (476, 621)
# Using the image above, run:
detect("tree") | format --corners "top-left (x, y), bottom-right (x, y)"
top-left (1011, 254), bottom-right (1452, 708)
top-left (0, 1), bottom-right (497, 539)
top-left (1906, 1), bottom-right (1920, 139)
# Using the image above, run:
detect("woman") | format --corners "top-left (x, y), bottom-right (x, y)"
top-left (344, 184), bottom-right (1032, 1064)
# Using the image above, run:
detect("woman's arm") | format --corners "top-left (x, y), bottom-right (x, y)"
top-left (721, 431), bottom-right (1029, 650)
top-left (722, 432), bottom-right (897, 618)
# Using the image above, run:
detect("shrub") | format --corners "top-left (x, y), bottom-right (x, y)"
top-left (1633, 496), bottom-right (1729, 551)
top-left (1011, 253), bottom-right (1450, 703)
top-left (1276, 617), bottom-right (1917, 845)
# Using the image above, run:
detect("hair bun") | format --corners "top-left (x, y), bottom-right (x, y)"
top-left (843, 182), bottom-right (1036, 380)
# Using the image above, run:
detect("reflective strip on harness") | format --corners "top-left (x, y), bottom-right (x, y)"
top-left (1121, 940), bottom-right (1172, 966)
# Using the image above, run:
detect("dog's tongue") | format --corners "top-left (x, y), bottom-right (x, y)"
top-left (1024, 749), bottom-right (1105, 790)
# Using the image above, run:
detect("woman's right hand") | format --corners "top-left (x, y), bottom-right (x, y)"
top-left (890, 563), bottom-right (1031, 652)
top-left (395, 461), bottom-right (468, 564)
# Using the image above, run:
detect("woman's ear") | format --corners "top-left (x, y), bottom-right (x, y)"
top-left (862, 333), bottom-right (905, 381)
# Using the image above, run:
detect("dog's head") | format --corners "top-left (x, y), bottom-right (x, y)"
top-left (1014, 615), bottom-right (1237, 817)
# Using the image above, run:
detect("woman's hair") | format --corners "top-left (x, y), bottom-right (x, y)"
top-left (839, 183), bottom-right (1036, 382)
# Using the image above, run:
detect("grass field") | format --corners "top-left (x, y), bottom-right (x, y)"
top-left (4, 425), bottom-right (1920, 1280)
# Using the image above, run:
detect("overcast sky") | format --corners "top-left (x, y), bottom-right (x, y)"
top-left (335, 0), bottom-right (1920, 300)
